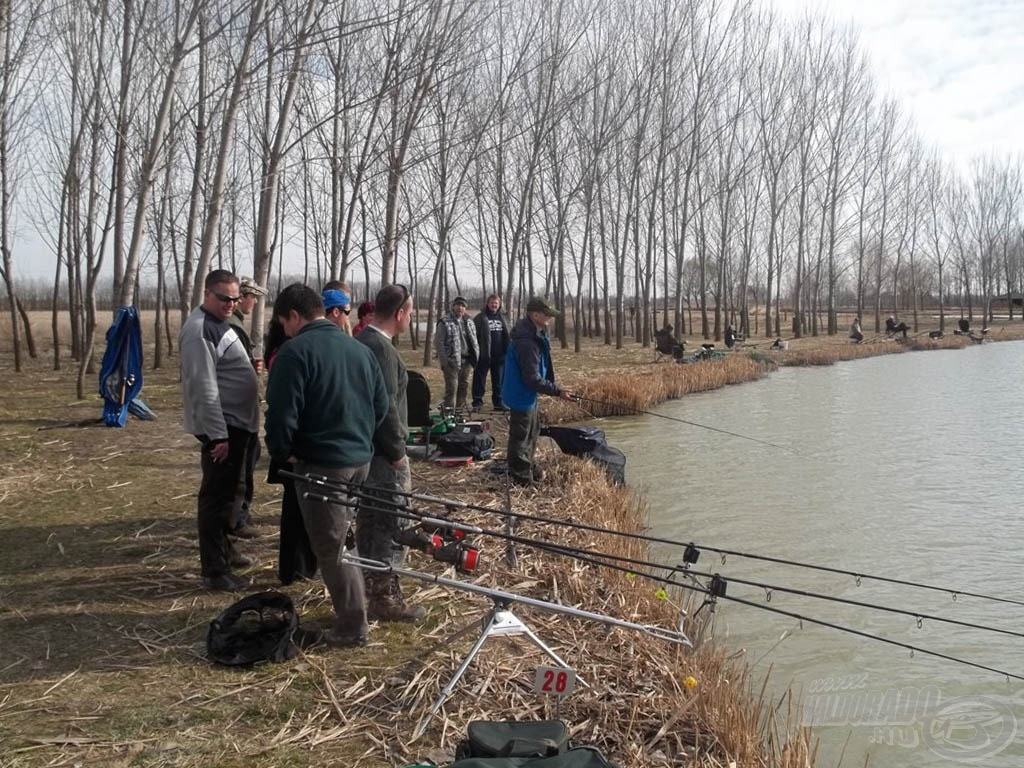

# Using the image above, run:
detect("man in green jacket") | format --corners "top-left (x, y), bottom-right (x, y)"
top-left (355, 283), bottom-right (425, 622)
top-left (265, 283), bottom-right (389, 648)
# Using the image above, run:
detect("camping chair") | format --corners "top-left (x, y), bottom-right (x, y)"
top-left (407, 370), bottom-right (434, 456)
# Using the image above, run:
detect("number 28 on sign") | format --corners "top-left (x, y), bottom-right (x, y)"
top-left (534, 665), bottom-right (577, 697)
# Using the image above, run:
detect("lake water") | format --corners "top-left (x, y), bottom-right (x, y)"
top-left (597, 340), bottom-right (1024, 767)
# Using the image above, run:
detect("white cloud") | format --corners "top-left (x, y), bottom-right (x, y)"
top-left (769, 0), bottom-right (1024, 167)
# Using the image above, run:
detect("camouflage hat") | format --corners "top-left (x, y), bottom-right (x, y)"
top-left (525, 296), bottom-right (560, 317)
top-left (239, 277), bottom-right (267, 297)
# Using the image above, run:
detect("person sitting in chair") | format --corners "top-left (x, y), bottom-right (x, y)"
top-left (849, 316), bottom-right (863, 343)
top-left (955, 317), bottom-right (970, 335)
top-left (885, 315), bottom-right (909, 339)
top-left (654, 323), bottom-right (685, 360)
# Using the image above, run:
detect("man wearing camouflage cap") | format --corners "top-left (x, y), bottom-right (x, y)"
top-left (500, 297), bottom-right (574, 487)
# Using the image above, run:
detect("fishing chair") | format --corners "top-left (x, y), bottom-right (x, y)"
top-left (654, 329), bottom-right (685, 362)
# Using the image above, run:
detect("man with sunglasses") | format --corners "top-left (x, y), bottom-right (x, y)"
top-left (179, 270), bottom-right (260, 591)
top-left (322, 287), bottom-right (352, 334)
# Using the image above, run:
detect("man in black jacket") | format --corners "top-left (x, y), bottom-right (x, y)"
top-left (265, 283), bottom-right (389, 648)
top-left (472, 293), bottom-right (511, 411)
top-left (355, 284), bottom-right (426, 622)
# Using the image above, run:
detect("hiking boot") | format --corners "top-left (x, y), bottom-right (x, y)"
top-left (366, 573), bottom-right (426, 623)
top-left (229, 552), bottom-right (253, 568)
top-left (230, 524), bottom-right (260, 540)
top-left (324, 628), bottom-right (368, 648)
top-left (510, 474), bottom-right (538, 489)
top-left (531, 465), bottom-right (544, 482)
top-left (202, 573), bottom-right (252, 591)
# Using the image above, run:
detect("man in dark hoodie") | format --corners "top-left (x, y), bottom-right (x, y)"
top-left (500, 297), bottom-right (575, 487)
top-left (265, 283), bottom-right (389, 648)
top-left (471, 293), bottom-right (511, 411)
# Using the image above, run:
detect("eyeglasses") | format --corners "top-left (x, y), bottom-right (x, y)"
top-left (212, 291), bottom-right (241, 303)
top-left (332, 307), bottom-right (351, 315)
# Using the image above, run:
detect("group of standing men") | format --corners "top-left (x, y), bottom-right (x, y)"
top-left (180, 271), bottom-right (419, 648)
top-left (434, 293), bottom-right (513, 413)
top-left (179, 271), bottom-right (570, 649)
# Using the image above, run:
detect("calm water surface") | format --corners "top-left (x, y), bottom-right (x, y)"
top-left (598, 340), bottom-right (1024, 767)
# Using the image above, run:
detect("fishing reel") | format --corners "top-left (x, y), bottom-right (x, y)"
top-left (395, 524), bottom-right (480, 575)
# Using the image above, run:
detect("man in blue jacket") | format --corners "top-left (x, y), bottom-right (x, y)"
top-left (500, 297), bottom-right (574, 487)
top-left (265, 283), bottom-right (389, 647)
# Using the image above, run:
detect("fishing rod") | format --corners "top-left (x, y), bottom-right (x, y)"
top-left (283, 470), bottom-right (1024, 609)
top-left (291, 471), bottom-right (1024, 642)
top-left (569, 394), bottom-right (794, 452)
top-left (292, 471), bottom-right (1024, 681)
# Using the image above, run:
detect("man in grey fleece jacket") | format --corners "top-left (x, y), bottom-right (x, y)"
top-left (179, 270), bottom-right (260, 591)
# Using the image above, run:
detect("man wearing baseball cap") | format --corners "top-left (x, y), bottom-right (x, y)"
top-left (500, 296), bottom-right (574, 487)
top-left (322, 288), bottom-right (352, 334)
top-left (227, 276), bottom-right (267, 540)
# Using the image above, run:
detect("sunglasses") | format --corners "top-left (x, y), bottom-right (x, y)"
top-left (332, 306), bottom-right (351, 315)
top-left (211, 291), bottom-right (241, 303)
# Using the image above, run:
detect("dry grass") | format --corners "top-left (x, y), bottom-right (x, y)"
top-left (2, 317), bottom-right (1021, 767)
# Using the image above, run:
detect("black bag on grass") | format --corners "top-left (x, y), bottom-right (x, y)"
top-left (206, 590), bottom-right (299, 666)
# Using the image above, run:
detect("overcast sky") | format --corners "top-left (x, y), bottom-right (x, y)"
top-left (770, 0), bottom-right (1024, 168)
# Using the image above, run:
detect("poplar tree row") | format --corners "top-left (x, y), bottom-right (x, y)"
top-left (0, 0), bottom-right (1021, 387)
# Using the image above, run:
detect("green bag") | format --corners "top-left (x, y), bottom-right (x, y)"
top-left (456, 720), bottom-right (569, 759)
top-left (449, 746), bottom-right (618, 768)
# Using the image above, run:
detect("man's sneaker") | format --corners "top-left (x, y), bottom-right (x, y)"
top-left (202, 573), bottom-right (252, 591)
top-left (230, 524), bottom-right (260, 540)
top-left (324, 628), bottom-right (368, 648)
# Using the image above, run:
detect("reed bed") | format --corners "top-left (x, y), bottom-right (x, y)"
top-left (337, 456), bottom-right (815, 767)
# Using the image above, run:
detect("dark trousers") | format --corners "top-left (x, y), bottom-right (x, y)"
top-left (267, 458), bottom-right (318, 585)
top-left (231, 439), bottom-right (259, 530)
top-left (197, 427), bottom-right (255, 577)
top-left (507, 407), bottom-right (540, 482)
top-left (472, 356), bottom-right (505, 408)
top-left (356, 456), bottom-right (412, 565)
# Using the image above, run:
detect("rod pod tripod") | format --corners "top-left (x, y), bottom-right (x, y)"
top-left (415, 595), bottom-right (588, 738)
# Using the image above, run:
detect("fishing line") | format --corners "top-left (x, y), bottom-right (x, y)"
top-left (570, 394), bottom-right (795, 453)
top-left (297, 475), bottom-right (1024, 641)
top-left (284, 470), bottom-right (1024, 609)
top-left (293, 472), bottom-right (1024, 681)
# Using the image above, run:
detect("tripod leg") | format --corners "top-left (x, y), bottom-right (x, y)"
top-left (516, 624), bottom-right (589, 688)
top-left (413, 612), bottom-right (500, 738)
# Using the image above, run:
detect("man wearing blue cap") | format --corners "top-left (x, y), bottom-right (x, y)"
top-left (322, 287), bottom-right (352, 334)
